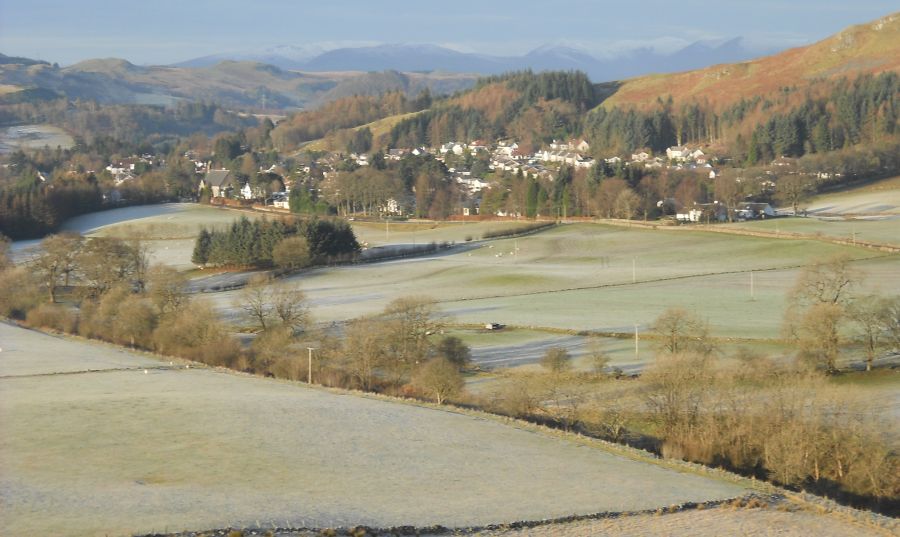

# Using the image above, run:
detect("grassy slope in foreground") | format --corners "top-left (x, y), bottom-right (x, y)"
top-left (0, 322), bottom-right (748, 537)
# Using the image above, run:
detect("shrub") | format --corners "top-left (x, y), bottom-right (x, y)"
top-left (25, 303), bottom-right (77, 333)
top-left (0, 267), bottom-right (41, 319)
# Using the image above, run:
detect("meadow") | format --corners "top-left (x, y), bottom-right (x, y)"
top-left (0, 322), bottom-right (749, 536)
top-left (205, 221), bottom-right (896, 371)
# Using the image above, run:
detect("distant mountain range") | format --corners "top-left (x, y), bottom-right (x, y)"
top-left (174, 39), bottom-right (775, 81)
top-left (4, 12), bottom-right (897, 115)
top-left (0, 37), bottom-right (770, 112)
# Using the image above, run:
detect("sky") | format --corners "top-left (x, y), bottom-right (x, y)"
top-left (1, 1), bottom-right (897, 65)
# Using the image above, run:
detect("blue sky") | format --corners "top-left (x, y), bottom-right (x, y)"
top-left (1, 1), bottom-right (897, 65)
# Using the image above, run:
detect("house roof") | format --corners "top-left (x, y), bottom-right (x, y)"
top-left (204, 169), bottom-right (232, 187)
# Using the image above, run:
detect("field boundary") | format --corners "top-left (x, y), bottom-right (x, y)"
top-left (594, 218), bottom-right (900, 252)
top-left (429, 252), bottom-right (890, 306)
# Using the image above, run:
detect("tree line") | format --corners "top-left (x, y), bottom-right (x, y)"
top-left (585, 72), bottom-right (899, 165)
top-left (191, 216), bottom-right (360, 268)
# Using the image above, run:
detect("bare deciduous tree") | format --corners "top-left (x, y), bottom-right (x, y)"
top-left (77, 237), bottom-right (144, 298)
top-left (146, 265), bottom-right (189, 315)
top-left (272, 284), bottom-right (310, 333)
top-left (652, 307), bottom-right (714, 356)
top-left (775, 174), bottom-right (814, 215)
top-left (381, 296), bottom-right (442, 381)
top-left (411, 357), bottom-right (464, 404)
top-left (540, 346), bottom-right (572, 374)
top-left (35, 233), bottom-right (83, 302)
top-left (796, 303), bottom-right (844, 372)
top-left (586, 338), bottom-right (611, 376)
top-left (790, 255), bottom-right (859, 307)
top-left (848, 294), bottom-right (898, 371)
top-left (236, 274), bottom-right (274, 332)
top-left (341, 318), bottom-right (387, 391)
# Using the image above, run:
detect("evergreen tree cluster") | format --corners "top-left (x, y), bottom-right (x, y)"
top-left (389, 71), bottom-right (594, 148)
top-left (191, 216), bottom-right (359, 268)
top-left (475, 70), bottom-right (597, 110)
top-left (0, 180), bottom-right (103, 239)
top-left (745, 73), bottom-right (898, 165)
top-left (585, 72), bottom-right (898, 162)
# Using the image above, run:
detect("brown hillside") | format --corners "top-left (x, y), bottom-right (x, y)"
top-left (603, 12), bottom-right (900, 111)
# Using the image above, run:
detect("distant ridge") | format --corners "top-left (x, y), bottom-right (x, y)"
top-left (172, 39), bottom-right (775, 82)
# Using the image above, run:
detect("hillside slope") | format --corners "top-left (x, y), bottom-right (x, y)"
top-left (604, 12), bottom-right (900, 110)
top-left (0, 58), bottom-right (477, 110)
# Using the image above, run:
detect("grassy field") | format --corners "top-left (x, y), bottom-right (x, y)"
top-left (57, 203), bottom-right (266, 270)
top-left (0, 323), bottom-right (750, 536)
top-left (208, 222), bottom-right (895, 338)
top-left (724, 217), bottom-right (900, 247)
top-left (352, 219), bottom-right (536, 247)
top-left (198, 220), bottom-right (898, 371)
top-left (0, 124), bottom-right (74, 154)
top-left (807, 176), bottom-right (900, 216)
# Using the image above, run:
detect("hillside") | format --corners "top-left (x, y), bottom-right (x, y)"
top-left (0, 57), bottom-right (477, 110)
top-left (604, 12), bottom-right (900, 111)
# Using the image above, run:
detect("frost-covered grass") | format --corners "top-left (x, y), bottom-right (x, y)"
top-left (352, 220), bottom-right (538, 247)
top-left (0, 124), bottom-right (73, 154)
top-left (724, 217), bottom-right (900, 247)
top-left (807, 175), bottom-right (900, 216)
top-left (205, 223), bottom-right (894, 343)
top-left (0, 324), bottom-right (749, 536)
top-left (58, 203), bottom-right (264, 270)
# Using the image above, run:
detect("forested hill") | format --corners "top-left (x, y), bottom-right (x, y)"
top-left (580, 13), bottom-right (900, 163)
top-left (603, 12), bottom-right (900, 111)
top-left (388, 71), bottom-right (598, 151)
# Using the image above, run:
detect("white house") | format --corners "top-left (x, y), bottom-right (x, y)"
top-left (666, 146), bottom-right (691, 161)
top-left (241, 182), bottom-right (253, 200)
top-left (382, 197), bottom-right (403, 215)
top-left (631, 151), bottom-right (650, 162)
top-left (200, 169), bottom-right (234, 198)
top-left (575, 156), bottom-right (595, 169)
top-left (676, 209), bottom-right (703, 223)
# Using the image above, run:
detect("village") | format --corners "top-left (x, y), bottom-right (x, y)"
top-left (146, 136), bottom-right (802, 224)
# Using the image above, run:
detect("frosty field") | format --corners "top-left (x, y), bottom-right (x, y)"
top-left (206, 221), bottom-right (898, 370)
top-left (0, 323), bottom-right (749, 536)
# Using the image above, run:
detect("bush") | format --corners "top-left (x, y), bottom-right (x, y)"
top-left (153, 302), bottom-right (241, 367)
top-left (540, 346), bottom-right (572, 373)
top-left (272, 236), bottom-right (311, 270)
top-left (0, 267), bottom-right (41, 319)
top-left (25, 303), bottom-right (77, 332)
